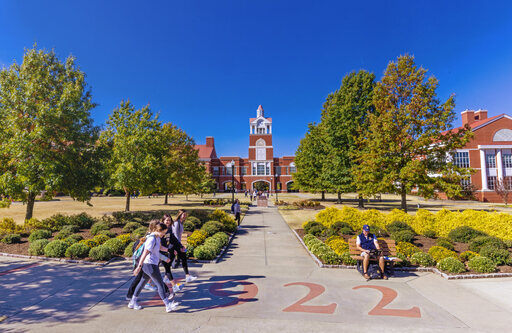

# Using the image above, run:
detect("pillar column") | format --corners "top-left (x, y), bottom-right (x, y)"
top-left (480, 149), bottom-right (488, 190)
top-left (497, 149), bottom-right (503, 183)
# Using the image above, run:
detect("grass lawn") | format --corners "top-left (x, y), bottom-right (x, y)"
top-left (1, 193), bottom-right (249, 224)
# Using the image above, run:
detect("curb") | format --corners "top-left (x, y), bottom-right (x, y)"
top-left (0, 252), bottom-right (121, 267)
top-left (288, 230), bottom-right (512, 280)
top-left (191, 230), bottom-right (237, 264)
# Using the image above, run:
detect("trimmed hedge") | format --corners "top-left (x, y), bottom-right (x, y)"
top-left (479, 245), bottom-right (511, 265)
top-left (124, 241), bottom-right (135, 257)
top-left (44, 240), bottom-right (69, 258)
top-left (131, 227), bottom-right (148, 241)
top-left (188, 229), bottom-right (208, 247)
top-left (93, 234), bottom-right (110, 245)
top-left (468, 256), bottom-right (496, 273)
top-left (201, 221), bottom-right (223, 237)
top-left (469, 236), bottom-right (506, 253)
top-left (29, 239), bottom-right (50, 255)
top-left (28, 229), bottom-right (52, 242)
top-left (391, 230), bottom-right (415, 243)
top-left (2, 233), bottom-right (21, 244)
top-left (410, 252), bottom-right (435, 267)
top-left (89, 245), bottom-right (113, 261)
top-left (436, 238), bottom-right (455, 251)
top-left (103, 238), bottom-right (125, 255)
top-left (428, 246), bottom-right (458, 262)
top-left (80, 239), bottom-right (99, 249)
top-left (90, 222), bottom-right (110, 236)
top-left (65, 243), bottom-right (90, 259)
top-left (460, 250), bottom-right (479, 262)
top-left (448, 226), bottom-right (486, 243)
top-left (123, 222), bottom-right (143, 233)
top-left (396, 242), bottom-right (421, 258)
top-left (437, 257), bottom-right (465, 274)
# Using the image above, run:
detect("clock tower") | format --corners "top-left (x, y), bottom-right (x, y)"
top-left (248, 105), bottom-right (274, 178)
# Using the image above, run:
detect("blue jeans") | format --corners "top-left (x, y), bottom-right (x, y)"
top-left (133, 264), bottom-right (168, 302)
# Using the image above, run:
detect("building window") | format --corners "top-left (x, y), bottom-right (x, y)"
top-left (226, 166), bottom-right (235, 176)
top-left (277, 182), bottom-right (282, 190)
top-left (453, 151), bottom-right (470, 168)
top-left (290, 166), bottom-right (296, 173)
top-left (241, 166), bottom-right (247, 175)
top-left (266, 162), bottom-right (270, 175)
top-left (503, 154), bottom-right (512, 168)
top-left (257, 163), bottom-right (265, 175)
top-left (505, 177), bottom-right (512, 190)
top-left (486, 154), bottom-right (496, 168)
top-left (488, 176), bottom-right (496, 190)
top-left (275, 166), bottom-right (281, 175)
top-left (213, 167), bottom-right (219, 176)
top-left (460, 177), bottom-right (471, 189)
top-left (252, 163), bottom-right (256, 175)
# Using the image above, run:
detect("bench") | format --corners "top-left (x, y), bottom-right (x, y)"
top-left (348, 238), bottom-right (401, 276)
top-left (181, 234), bottom-right (188, 247)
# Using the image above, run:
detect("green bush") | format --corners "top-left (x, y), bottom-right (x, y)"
top-left (89, 245), bottom-right (113, 261)
top-left (201, 221), bottom-right (224, 237)
top-left (188, 229), bottom-right (208, 247)
top-left (410, 252), bottom-right (435, 267)
top-left (340, 251), bottom-right (357, 265)
top-left (469, 236), bottom-right (507, 253)
top-left (65, 243), bottom-right (90, 259)
top-left (391, 230), bottom-right (415, 243)
top-left (186, 216), bottom-right (202, 229)
top-left (505, 239), bottom-right (512, 248)
top-left (220, 217), bottom-right (238, 233)
top-left (308, 225), bottom-right (326, 236)
top-left (428, 246), bottom-right (458, 262)
top-left (44, 240), bottom-right (69, 258)
top-left (303, 221), bottom-right (322, 233)
top-left (28, 229), bottom-right (52, 242)
top-left (189, 209), bottom-right (210, 223)
top-left (367, 225), bottom-right (388, 237)
top-left (0, 199), bottom-right (11, 208)
top-left (194, 244), bottom-right (217, 260)
top-left (68, 234), bottom-right (84, 242)
top-left (212, 232), bottom-right (230, 247)
top-left (63, 237), bottom-right (78, 247)
top-left (116, 234), bottom-right (132, 246)
top-left (2, 233), bottom-right (21, 244)
top-left (55, 229), bottom-right (72, 240)
top-left (330, 221), bottom-right (353, 235)
top-left (423, 230), bottom-right (436, 238)
top-left (437, 257), bottom-right (466, 273)
top-left (468, 256), bottom-right (496, 273)
top-left (184, 220), bottom-right (195, 232)
top-left (460, 250), bottom-right (479, 262)
top-left (97, 229), bottom-right (116, 238)
top-left (93, 234), bottom-right (110, 245)
top-left (448, 226), bottom-right (487, 243)
top-left (103, 238), bottom-right (125, 255)
top-left (29, 239), bottom-right (50, 255)
top-left (91, 222), bottom-right (110, 236)
top-left (436, 239), bottom-right (455, 251)
top-left (124, 241), bottom-right (135, 257)
top-left (45, 213), bottom-right (71, 231)
top-left (394, 252), bottom-right (410, 267)
top-left (131, 226), bottom-right (148, 241)
top-left (60, 225), bottom-right (80, 234)
top-left (386, 221), bottom-right (415, 234)
top-left (69, 213), bottom-right (96, 229)
top-left (479, 245), bottom-right (512, 265)
top-left (123, 222), bottom-right (143, 233)
top-left (396, 241), bottom-right (421, 257)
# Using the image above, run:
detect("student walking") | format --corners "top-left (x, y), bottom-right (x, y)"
top-left (231, 199), bottom-right (241, 226)
top-left (128, 221), bottom-right (179, 312)
top-left (170, 210), bottom-right (197, 283)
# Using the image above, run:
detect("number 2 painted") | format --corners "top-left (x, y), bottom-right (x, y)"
top-left (353, 285), bottom-right (421, 318)
top-left (282, 282), bottom-right (337, 314)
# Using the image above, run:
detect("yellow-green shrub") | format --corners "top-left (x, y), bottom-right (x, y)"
top-left (188, 229), bottom-right (207, 247)
top-left (325, 236), bottom-right (348, 255)
top-left (460, 250), bottom-right (479, 262)
top-left (396, 242), bottom-right (421, 258)
top-left (428, 246), bottom-right (458, 262)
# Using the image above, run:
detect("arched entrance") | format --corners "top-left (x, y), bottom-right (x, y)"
top-left (222, 181), bottom-right (238, 192)
top-left (252, 180), bottom-right (270, 192)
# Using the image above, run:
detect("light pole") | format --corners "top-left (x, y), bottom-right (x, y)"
top-left (230, 160), bottom-right (235, 204)
top-left (275, 178), bottom-right (279, 202)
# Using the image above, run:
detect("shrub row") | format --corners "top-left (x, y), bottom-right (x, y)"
top-left (193, 232), bottom-right (230, 260)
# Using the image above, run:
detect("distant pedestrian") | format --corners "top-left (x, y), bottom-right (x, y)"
top-left (231, 199), bottom-right (241, 226)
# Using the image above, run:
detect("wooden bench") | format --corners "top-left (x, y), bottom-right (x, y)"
top-left (181, 234), bottom-right (188, 247)
top-left (348, 238), bottom-right (401, 276)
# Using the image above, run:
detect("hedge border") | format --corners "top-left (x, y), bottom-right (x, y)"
top-left (290, 226), bottom-right (512, 280)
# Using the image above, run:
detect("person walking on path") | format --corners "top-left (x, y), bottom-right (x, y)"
top-left (129, 221), bottom-right (179, 312)
top-left (170, 210), bottom-right (197, 283)
top-left (231, 199), bottom-right (241, 226)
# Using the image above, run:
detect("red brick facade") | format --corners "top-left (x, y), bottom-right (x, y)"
top-left (447, 110), bottom-right (512, 202)
top-left (194, 105), bottom-right (296, 192)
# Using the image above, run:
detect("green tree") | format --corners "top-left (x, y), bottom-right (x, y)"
top-left (0, 46), bottom-right (101, 220)
top-left (100, 100), bottom-right (164, 211)
top-left (293, 122), bottom-right (330, 198)
top-left (353, 55), bottom-right (472, 212)
top-left (320, 70), bottom-right (376, 206)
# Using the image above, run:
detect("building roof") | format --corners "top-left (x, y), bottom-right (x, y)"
top-left (249, 117), bottom-right (272, 122)
top-left (443, 113), bottom-right (505, 135)
top-left (194, 144), bottom-right (217, 159)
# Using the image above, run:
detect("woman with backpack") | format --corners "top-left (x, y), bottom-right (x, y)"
top-left (128, 220), bottom-right (179, 312)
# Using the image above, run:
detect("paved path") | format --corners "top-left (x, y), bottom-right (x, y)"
top-left (1, 206), bottom-right (512, 332)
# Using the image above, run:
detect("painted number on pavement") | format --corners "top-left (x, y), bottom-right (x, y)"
top-left (353, 285), bottom-right (421, 318)
top-left (282, 282), bottom-right (337, 314)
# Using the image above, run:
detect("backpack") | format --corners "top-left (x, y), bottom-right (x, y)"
top-left (132, 234), bottom-right (154, 269)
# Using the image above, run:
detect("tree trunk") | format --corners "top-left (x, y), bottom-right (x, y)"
top-left (358, 194), bottom-right (365, 209)
top-left (125, 191), bottom-right (131, 212)
top-left (25, 192), bottom-right (36, 220)
top-left (164, 193), bottom-right (168, 205)
top-left (321, 191), bottom-right (325, 201)
top-left (337, 191), bottom-right (342, 204)
top-left (401, 187), bottom-right (407, 212)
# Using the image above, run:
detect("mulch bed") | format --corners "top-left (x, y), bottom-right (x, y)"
top-left (296, 228), bottom-right (512, 275)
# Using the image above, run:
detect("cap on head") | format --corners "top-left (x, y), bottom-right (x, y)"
top-left (362, 224), bottom-right (370, 231)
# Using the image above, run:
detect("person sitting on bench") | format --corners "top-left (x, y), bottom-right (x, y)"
top-left (356, 224), bottom-right (388, 280)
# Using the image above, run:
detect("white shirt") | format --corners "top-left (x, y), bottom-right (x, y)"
top-left (143, 233), bottom-right (161, 265)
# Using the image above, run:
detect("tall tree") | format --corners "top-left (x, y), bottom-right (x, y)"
top-left (293, 122), bottom-right (330, 197)
top-left (0, 46), bottom-right (101, 220)
top-left (100, 100), bottom-right (163, 211)
top-left (353, 55), bottom-right (472, 212)
top-left (320, 70), bottom-right (376, 206)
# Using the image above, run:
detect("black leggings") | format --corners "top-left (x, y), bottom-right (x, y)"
top-left (169, 250), bottom-right (189, 275)
top-left (127, 268), bottom-right (169, 298)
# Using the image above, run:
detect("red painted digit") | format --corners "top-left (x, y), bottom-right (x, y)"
top-left (140, 277), bottom-right (184, 306)
top-left (353, 285), bottom-right (421, 318)
top-left (282, 282), bottom-right (337, 314)
top-left (208, 280), bottom-right (259, 309)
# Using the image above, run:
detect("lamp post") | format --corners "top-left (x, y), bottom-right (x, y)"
top-left (230, 160), bottom-right (235, 204)
top-left (275, 178), bottom-right (279, 202)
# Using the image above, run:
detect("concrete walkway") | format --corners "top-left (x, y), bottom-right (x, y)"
top-left (1, 206), bottom-right (512, 332)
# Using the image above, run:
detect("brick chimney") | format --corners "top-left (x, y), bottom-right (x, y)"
top-left (206, 136), bottom-right (215, 148)
top-left (461, 110), bottom-right (476, 126)
top-left (474, 109), bottom-right (488, 121)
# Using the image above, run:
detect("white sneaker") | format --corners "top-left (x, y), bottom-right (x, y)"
top-left (172, 284), bottom-right (183, 293)
top-left (128, 300), bottom-right (142, 310)
top-left (167, 293), bottom-right (175, 301)
top-left (185, 275), bottom-right (197, 283)
top-left (165, 300), bottom-right (179, 313)
top-left (144, 283), bottom-right (157, 291)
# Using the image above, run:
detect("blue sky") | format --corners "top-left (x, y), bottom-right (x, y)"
top-left (1, 1), bottom-right (511, 157)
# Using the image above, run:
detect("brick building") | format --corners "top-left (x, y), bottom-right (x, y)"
top-left (194, 105), bottom-right (296, 193)
top-left (448, 109), bottom-right (512, 202)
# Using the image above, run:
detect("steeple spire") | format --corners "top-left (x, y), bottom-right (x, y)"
top-left (257, 105), bottom-right (264, 118)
